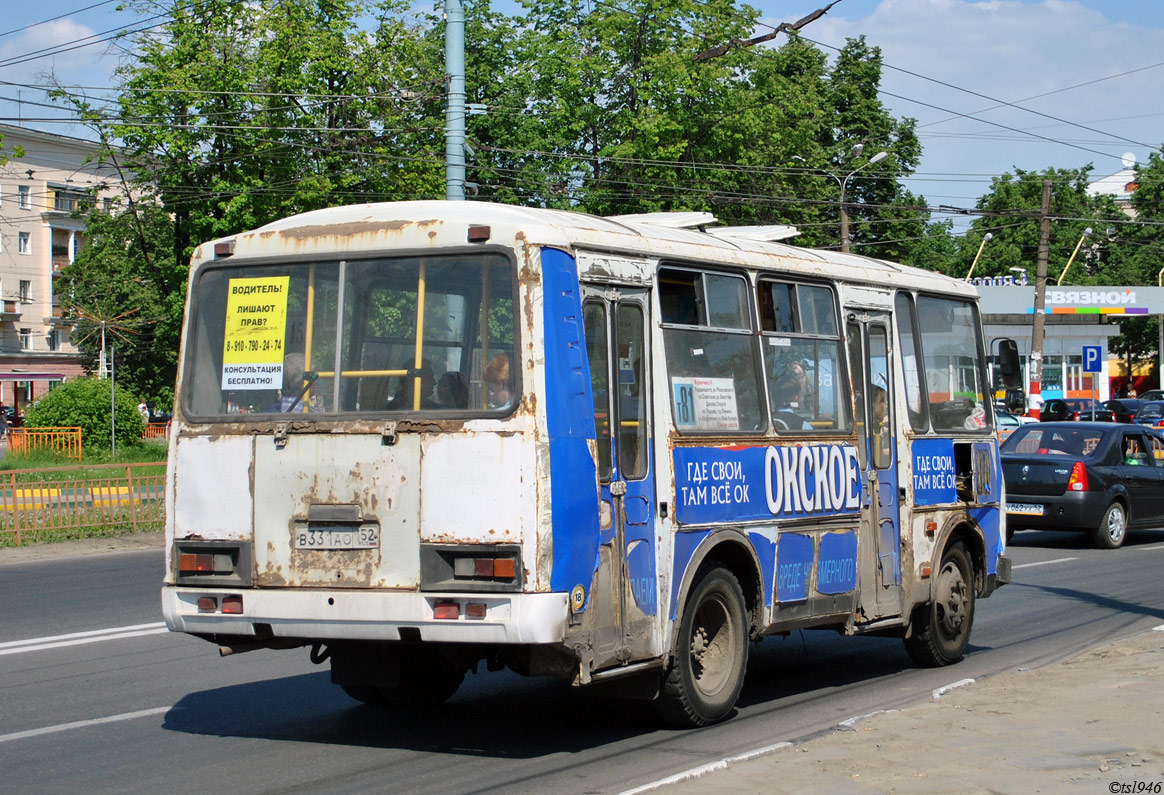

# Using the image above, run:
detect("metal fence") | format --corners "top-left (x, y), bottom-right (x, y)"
top-left (0, 462), bottom-right (165, 545)
top-left (142, 422), bottom-right (171, 441)
top-left (7, 427), bottom-right (83, 460)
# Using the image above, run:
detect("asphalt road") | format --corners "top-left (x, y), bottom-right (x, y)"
top-left (2, 529), bottom-right (1163, 795)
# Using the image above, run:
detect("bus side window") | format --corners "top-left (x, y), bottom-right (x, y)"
top-left (659, 267), bottom-right (764, 433)
top-left (759, 280), bottom-right (848, 433)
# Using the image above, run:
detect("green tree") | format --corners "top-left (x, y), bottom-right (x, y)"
top-left (54, 0), bottom-right (445, 400)
top-left (62, 202), bottom-right (180, 406)
top-left (959, 166), bottom-right (1126, 281)
top-left (25, 377), bottom-right (144, 451)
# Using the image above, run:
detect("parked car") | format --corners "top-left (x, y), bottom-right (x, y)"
top-left (1133, 400), bottom-right (1164, 428)
top-left (996, 411), bottom-right (1025, 441)
top-left (1001, 422), bottom-right (1164, 549)
top-left (1039, 398), bottom-right (1114, 422)
top-left (1137, 389), bottom-right (1164, 402)
top-left (1104, 398), bottom-right (1142, 423)
top-left (1, 405), bottom-right (23, 429)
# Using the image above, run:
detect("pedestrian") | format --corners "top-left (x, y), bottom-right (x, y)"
top-left (138, 401), bottom-right (150, 424)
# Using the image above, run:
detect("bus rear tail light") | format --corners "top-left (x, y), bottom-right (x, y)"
top-left (178, 552), bottom-right (234, 575)
top-left (465, 603), bottom-right (487, 619)
top-left (197, 597), bottom-right (218, 613)
top-left (433, 602), bottom-right (460, 620)
top-left (221, 595), bottom-right (244, 614)
top-left (1067, 461), bottom-right (1089, 492)
top-left (453, 556), bottom-right (517, 581)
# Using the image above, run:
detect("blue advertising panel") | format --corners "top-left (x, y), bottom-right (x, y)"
top-left (775, 532), bottom-right (813, 603)
top-left (672, 443), bottom-right (862, 525)
top-left (911, 438), bottom-right (957, 506)
top-left (816, 531), bottom-right (858, 594)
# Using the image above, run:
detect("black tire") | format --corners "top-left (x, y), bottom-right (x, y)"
top-left (377, 651), bottom-right (465, 707)
top-left (655, 564), bottom-right (749, 728)
top-left (904, 540), bottom-right (975, 667)
top-left (1093, 502), bottom-right (1127, 550)
top-left (340, 684), bottom-right (384, 705)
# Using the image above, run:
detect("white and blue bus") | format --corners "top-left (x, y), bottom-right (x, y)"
top-left (162, 201), bottom-right (1013, 726)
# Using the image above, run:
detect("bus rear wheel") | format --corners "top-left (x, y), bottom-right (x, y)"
top-left (655, 564), bottom-right (749, 728)
top-left (904, 540), bottom-right (975, 667)
top-left (376, 650), bottom-right (466, 707)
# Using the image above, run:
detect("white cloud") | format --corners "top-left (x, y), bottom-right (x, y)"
top-left (765, 0), bottom-right (1164, 210)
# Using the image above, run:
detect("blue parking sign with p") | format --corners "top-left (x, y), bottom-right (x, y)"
top-left (1083, 345), bottom-right (1102, 373)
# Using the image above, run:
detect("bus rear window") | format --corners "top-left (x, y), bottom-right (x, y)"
top-left (183, 254), bottom-right (517, 417)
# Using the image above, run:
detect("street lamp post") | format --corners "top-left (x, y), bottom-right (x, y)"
top-left (963, 232), bottom-right (993, 282)
top-left (794, 145), bottom-right (888, 253)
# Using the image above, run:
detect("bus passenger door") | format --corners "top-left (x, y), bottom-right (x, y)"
top-left (582, 287), bottom-right (657, 669)
top-left (847, 316), bottom-right (903, 619)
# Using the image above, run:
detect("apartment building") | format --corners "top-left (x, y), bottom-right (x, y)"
top-left (0, 123), bottom-right (121, 410)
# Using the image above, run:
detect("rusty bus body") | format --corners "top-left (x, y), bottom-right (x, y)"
top-left (162, 201), bottom-right (1011, 726)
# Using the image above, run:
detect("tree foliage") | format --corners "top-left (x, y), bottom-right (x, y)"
top-left (25, 377), bottom-right (145, 451)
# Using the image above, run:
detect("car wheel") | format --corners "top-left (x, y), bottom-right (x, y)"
top-left (1094, 502), bottom-right (1127, 549)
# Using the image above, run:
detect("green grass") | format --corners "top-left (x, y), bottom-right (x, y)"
top-left (0, 441), bottom-right (167, 481)
top-left (0, 523), bottom-right (159, 549)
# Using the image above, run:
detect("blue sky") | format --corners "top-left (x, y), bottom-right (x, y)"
top-left (2, 0), bottom-right (1163, 231)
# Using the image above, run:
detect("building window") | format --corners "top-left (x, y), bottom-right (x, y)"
top-left (47, 330), bottom-right (58, 351)
top-left (18, 185), bottom-right (30, 210)
top-left (19, 328), bottom-right (32, 351)
top-left (53, 188), bottom-right (90, 213)
top-left (18, 232), bottom-right (31, 255)
top-left (18, 281), bottom-right (31, 302)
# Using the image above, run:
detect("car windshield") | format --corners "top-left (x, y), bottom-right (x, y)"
top-left (1139, 403), bottom-right (1164, 419)
top-left (1003, 426), bottom-right (1106, 457)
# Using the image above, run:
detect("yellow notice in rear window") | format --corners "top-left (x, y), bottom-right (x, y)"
top-left (221, 276), bottom-right (290, 390)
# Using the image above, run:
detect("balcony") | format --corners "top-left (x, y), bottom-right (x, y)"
top-left (0, 301), bottom-right (22, 322)
top-left (44, 303), bottom-right (73, 327)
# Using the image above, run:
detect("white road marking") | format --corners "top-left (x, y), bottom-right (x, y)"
top-left (1012, 557), bottom-right (1078, 569)
top-left (619, 742), bottom-right (793, 794)
top-left (0, 622), bottom-right (169, 656)
top-left (932, 678), bottom-right (976, 699)
top-left (838, 709), bottom-right (896, 728)
top-left (0, 707), bottom-right (172, 744)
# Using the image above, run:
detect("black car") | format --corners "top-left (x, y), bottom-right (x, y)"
top-left (1002, 422), bottom-right (1164, 549)
top-left (1104, 398), bottom-right (1142, 423)
top-left (1039, 398), bottom-right (1114, 422)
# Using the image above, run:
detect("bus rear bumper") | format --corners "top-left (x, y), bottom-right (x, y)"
top-left (162, 587), bottom-right (570, 645)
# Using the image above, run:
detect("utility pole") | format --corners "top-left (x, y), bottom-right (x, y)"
top-left (444, 0), bottom-right (466, 201)
top-left (1028, 179), bottom-right (1053, 419)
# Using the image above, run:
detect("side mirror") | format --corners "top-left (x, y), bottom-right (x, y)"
top-left (997, 339), bottom-right (1022, 389)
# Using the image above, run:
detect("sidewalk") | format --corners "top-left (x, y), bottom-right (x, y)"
top-left (656, 629), bottom-right (1164, 794)
top-left (0, 531), bottom-right (163, 565)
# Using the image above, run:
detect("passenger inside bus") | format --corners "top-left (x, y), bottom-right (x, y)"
top-left (387, 359), bottom-right (438, 410)
top-left (270, 352), bottom-right (315, 412)
top-left (771, 365), bottom-right (812, 430)
top-left (484, 353), bottom-right (512, 409)
top-left (437, 372), bottom-right (469, 409)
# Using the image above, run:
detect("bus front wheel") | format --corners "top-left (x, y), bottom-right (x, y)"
top-left (904, 540), bottom-right (975, 667)
top-left (655, 564), bottom-right (749, 728)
